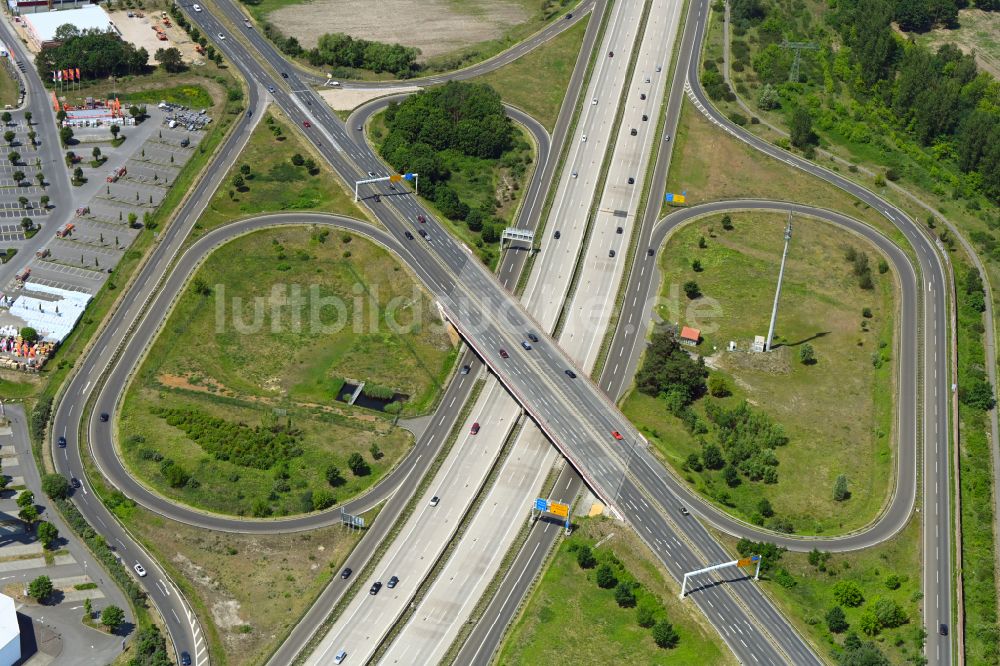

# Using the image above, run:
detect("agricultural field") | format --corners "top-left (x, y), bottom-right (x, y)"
top-left (257, 0), bottom-right (575, 71)
top-left (120, 227), bottom-right (456, 516)
top-left (623, 212), bottom-right (896, 534)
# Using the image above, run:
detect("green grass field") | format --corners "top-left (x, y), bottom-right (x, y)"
top-left (0, 67), bottom-right (19, 109)
top-left (720, 517), bottom-right (924, 664)
top-left (196, 109), bottom-right (364, 235)
top-left (120, 227), bottom-right (456, 516)
top-left (499, 517), bottom-right (734, 665)
top-left (623, 212), bottom-right (896, 534)
top-left (476, 16), bottom-right (588, 131)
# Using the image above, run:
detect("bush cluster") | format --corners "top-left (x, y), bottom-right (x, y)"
top-left (152, 407), bottom-right (303, 470)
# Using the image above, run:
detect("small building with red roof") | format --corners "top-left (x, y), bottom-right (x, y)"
top-left (679, 326), bottom-right (700, 346)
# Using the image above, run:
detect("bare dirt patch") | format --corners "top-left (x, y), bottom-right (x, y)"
top-left (267, 0), bottom-right (529, 59)
top-left (109, 10), bottom-right (204, 66)
top-left (911, 9), bottom-right (1000, 80)
top-left (318, 86), bottom-right (420, 112)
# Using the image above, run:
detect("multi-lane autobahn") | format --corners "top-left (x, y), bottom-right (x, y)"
top-left (36, 0), bottom-right (960, 664)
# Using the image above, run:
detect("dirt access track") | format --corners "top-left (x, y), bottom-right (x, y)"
top-left (267, 0), bottom-right (531, 60)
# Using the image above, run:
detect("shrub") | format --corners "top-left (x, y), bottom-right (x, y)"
top-left (826, 605), bottom-right (849, 633)
top-left (651, 620), bottom-right (679, 648)
top-left (614, 581), bottom-right (637, 608)
top-left (595, 564), bottom-right (617, 589)
top-left (833, 580), bottom-right (864, 607)
top-left (576, 545), bottom-right (596, 569)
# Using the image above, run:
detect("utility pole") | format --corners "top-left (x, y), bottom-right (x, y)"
top-left (764, 214), bottom-right (793, 352)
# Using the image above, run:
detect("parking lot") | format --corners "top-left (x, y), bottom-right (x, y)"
top-left (1, 106), bottom-right (206, 295)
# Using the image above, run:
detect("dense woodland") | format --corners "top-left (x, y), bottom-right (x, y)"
top-left (36, 26), bottom-right (149, 81)
top-left (380, 81), bottom-right (522, 242)
top-left (721, 0), bottom-right (1000, 202)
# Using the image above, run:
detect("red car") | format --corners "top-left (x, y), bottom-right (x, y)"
top-left (611, 431), bottom-right (623, 441)
top-left (302, 120), bottom-right (311, 128)
top-left (417, 215), bottom-right (426, 223)
top-left (470, 422), bottom-right (480, 435)
top-left (499, 349), bottom-right (509, 359)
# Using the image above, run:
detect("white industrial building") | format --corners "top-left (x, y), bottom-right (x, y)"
top-left (0, 594), bottom-right (19, 666)
top-left (5, 283), bottom-right (91, 343)
top-left (21, 5), bottom-right (119, 50)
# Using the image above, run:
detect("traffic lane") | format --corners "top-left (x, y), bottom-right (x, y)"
top-left (448, 465), bottom-right (583, 666)
top-left (617, 479), bottom-right (794, 665)
top-left (49, 83), bottom-right (266, 661)
top-left (307, 381), bottom-right (519, 665)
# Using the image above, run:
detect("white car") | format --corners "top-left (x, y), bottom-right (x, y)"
top-left (334, 649), bottom-right (347, 664)
top-left (134, 563), bottom-right (147, 577)
top-left (581, 134), bottom-right (587, 142)
top-left (591, 98), bottom-right (597, 105)
top-left (192, 3), bottom-right (202, 11)
top-left (429, 496), bottom-right (440, 507)
top-left (217, 32), bottom-right (226, 40)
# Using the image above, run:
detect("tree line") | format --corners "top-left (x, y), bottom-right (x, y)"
top-left (36, 26), bottom-right (148, 82)
top-left (258, 24), bottom-right (419, 77)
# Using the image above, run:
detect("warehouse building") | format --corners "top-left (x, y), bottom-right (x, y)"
top-left (0, 594), bottom-right (19, 666)
top-left (20, 4), bottom-right (118, 50)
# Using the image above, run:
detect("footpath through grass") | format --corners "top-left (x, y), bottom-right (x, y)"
top-left (499, 517), bottom-right (734, 665)
top-left (475, 15), bottom-right (588, 131)
top-left (624, 212), bottom-right (896, 534)
top-left (195, 108), bottom-right (364, 237)
top-left (121, 227), bottom-right (456, 517)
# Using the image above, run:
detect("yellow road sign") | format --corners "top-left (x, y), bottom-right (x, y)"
top-left (736, 557), bottom-right (754, 568)
top-left (549, 502), bottom-right (569, 518)
top-left (389, 174), bottom-right (403, 182)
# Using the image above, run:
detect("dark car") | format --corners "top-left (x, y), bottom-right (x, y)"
top-left (630, 128), bottom-right (637, 136)
top-left (680, 507), bottom-right (690, 516)
top-left (418, 229), bottom-right (428, 238)
top-left (609, 249), bottom-right (616, 258)
top-left (341, 568), bottom-right (352, 580)
top-left (71, 477), bottom-right (81, 489)
top-left (387, 575), bottom-right (399, 589)
top-left (521, 341), bottom-right (532, 350)
top-left (404, 231), bottom-right (414, 240)
top-left (939, 623), bottom-right (948, 636)
top-left (303, 120), bottom-right (311, 128)
top-left (528, 333), bottom-right (539, 343)
top-left (180, 652), bottom-right (192, 666)
top-left (281, 72), bottom-right (289, 78)
top-left (642, 114), bottom-right (649, 121)
top-left (640, 93), bottom-right (647, 100)
top-left (608, 51), bottom-right (614, 57)
top-left (373, 194), bottom-right (381, 203)
top-left (565, 369), bottom-right (577, 379)
top-left (566, 12), bottom-right (572, 18)
top-left (370, 581), bottom-right (382, 595)
top-left (461, 364), bottom-right (471, 375)
top-left (627, 177), bottom-right (635, 184)
top-left (470, 422), bottom-right (480, 435)
top-left (417, 215), bottom-right (426, 223)
top-left (616, 226), bottom-right (623, 234)
top-left (554, 230), bottom-right (561, 239)
top-left (647, 248), bottom-right (655, 257)
top-left (246, 109), bottom-right (253, 117)
top-left (100, 412), bottom-right (109, 422)
top-left (58, 436), bottom-right (67, 448)
top-left (499, 349), bottom-right (509, 359)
